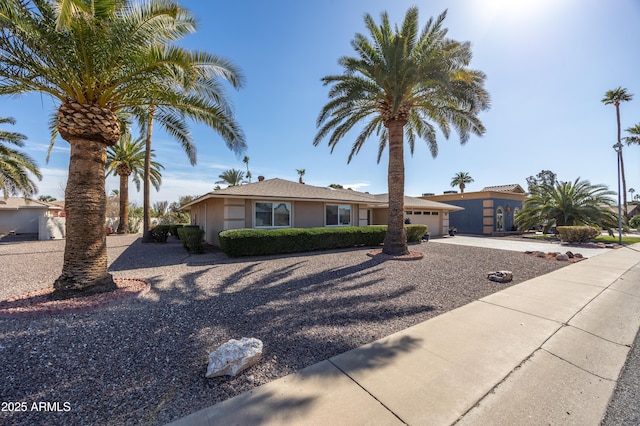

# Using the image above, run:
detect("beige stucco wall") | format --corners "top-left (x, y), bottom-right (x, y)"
top-left (293, 201), bottom-right (323, 228)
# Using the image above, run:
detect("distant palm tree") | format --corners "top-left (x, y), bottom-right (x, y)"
top-left (107, 133), bottom-right (163, 233)
top-left (314, 8), bottom-right (489, 255)
top-left (243, 156), bottom-right (252, 182)
top-left (515, 178), bottom-right (618, 233)
top-left (153, 200), bottom-right (169, 218)
top-left (450, 172), bottom-right (474, 193)
top-left (0, 117), bottom-right (42, 198)
top-left (38, 195), bottom-right (57, 202)
top-left (602, 87), bottom-right (633, 217)
top-left (296, 168), bottom-right (306, 184)
top-left (216, 168), bottom-right (246, 187)
top-left (328, 183), bottom-right (344, 189)
top-left (629, 188), bottom-right (636, 201)
top-left (624, 123), bottom-right (640, 146)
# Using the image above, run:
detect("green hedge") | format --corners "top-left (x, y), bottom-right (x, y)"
top-left (556, 226), bottom-right (601, 243)
top-left (177, 227), bottom-right (205, 253)
top-left (218, 224), bottom-right (428, 257)
top-left (150, 225), bottom-right (170, 243)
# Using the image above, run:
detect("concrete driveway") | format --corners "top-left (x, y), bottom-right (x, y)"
top-left (430, 234), bottom-right (614, 258)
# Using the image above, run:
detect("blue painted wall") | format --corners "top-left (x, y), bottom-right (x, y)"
top-left (444, 198), bottom-right (523, 234)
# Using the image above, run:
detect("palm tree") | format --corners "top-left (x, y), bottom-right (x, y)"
top-left (629, 188), bottom-right (636, 204)
top-left (0, 117), bottom-right (42, 198)
top-left (624, 123), bottom-right (640, 146)
top-left (0, 1), bottom-right (245, 298)
top-left (216, 168), bottom-right (246, 187)
top-left (515, 178), bottom-right (618, 233)
top-left (314, 8), bottom-right (489, 255)
top-left (296, 168), bottom-right (306, 184)
top-left (106, 133), bottom-right (163, 233)
top-left (243, 156), bottom-right (252, 182)
top-left (602, 87), bottom-right (633, 217)
top-left (38, 195), bottom-right (57, 202)
top-left (451, 172), bottom-right (474, 193)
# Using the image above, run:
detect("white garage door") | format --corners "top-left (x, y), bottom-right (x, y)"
top-left (405, 210), bottom-right (441, 236)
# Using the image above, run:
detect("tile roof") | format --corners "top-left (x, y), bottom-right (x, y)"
top-left (481, 184), bottom-right (526, 193)
top-left (183, 178), bottom-right (462, 211)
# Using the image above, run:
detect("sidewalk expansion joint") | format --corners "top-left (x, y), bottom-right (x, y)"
top-left (541, 348), bottom-right (617, 382)
top-left (327, 359), bottom-right (408, 425)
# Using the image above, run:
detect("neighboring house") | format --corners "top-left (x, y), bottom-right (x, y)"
top-left (0, 197), bottom-right (63, 235)
top-left (420, 184), bottom-right (527, 235)
top-left (182, 178), bottom-right (463, 246)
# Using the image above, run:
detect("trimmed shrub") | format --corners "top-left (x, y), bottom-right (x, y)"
top-left (150, 225), bottom-right (170, 243)
top-left (630, 215), bottom-right (640, 229)
top-left (218, 225), bottom-right (428, 257)
top-left (557, 226), bottom-right (600, 243)
top-left (177, 227), bottom-right (205, 253)
top-left (406, 224), bottom-right (428, 243)
top-left (168, 224), bottom-right (184, 238)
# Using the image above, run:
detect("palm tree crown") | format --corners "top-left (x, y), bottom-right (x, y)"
top-left (624, 124), bottom-right (640, 146)
top-left (451, 172), bottom-right (474, 193)
top-left (0, 117), bottom-right (42, 198)
top-left (314, 7), bottom-right (489, 255)
top-left (216, 168), bottom-right (246, 187)
top-left (515, 178), bottom-right (618, 233)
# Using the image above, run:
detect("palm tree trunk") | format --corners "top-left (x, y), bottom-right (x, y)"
top-left (142, 104), bottom-right (156, 242)
top-left (117, 173), bottom-right (130, 233)
top-left (383, 120), bottom-right (409, 256)
top-left (616, 104), bottom-right (629, 216)
top-left (53, 138), bottom-right (117, 297)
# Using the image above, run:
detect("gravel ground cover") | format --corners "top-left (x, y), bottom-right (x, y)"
top-left (0, 235), bottom-right (568, 425)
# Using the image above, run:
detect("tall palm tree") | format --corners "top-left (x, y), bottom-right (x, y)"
top-left (451, 172), bottom-right (474, 193)
top-left (515, 178), bottom-right (618, 233)
top-left (216, 168), bottom-right (246, 187)
top-left (243, 156), bottom-right (252, 182)
top-left (0, 0), bottom-right (245, 298)
top-left (602, 87), bottom-right (633, 217)
top-left (296, 168), bottom-right (306, 184)
top-left (106, 133), bottom-right (163, 233)
top-left (0, 117), bottom-right (42, 198)
top-left (314, 8), bottom-right (489, 255)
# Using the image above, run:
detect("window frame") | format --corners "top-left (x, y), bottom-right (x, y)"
top-left (325, 203), bottom-right (352, 226)
top-left (254, 201), bottom-right (292, 228)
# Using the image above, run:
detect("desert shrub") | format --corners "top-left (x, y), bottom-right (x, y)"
top-left (556, 226), bottom-right (600, 243)
top-left (177, 227), bottom-right (205, 253)
top-left (168, 224), bottom-right (184, 238)
top-left (219, 225), bottom-right (428, 257)
top-left (150, 225), bottom-right (170, 243)
top-left (630, 215), bottom-right (640, 229)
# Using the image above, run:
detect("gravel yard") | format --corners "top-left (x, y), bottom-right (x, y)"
top-left (0, 235), bottom-right (568, 425)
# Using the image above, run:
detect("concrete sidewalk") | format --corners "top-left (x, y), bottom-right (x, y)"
top-left (168, 245), bottom-right (640, 426)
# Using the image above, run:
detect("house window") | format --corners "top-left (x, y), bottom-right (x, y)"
top-left (405, 211), bottom-right (413, 215)
top-left (326, 204), bottom-right (351, 226)
top-left (414, 211), bottom-right (422, 215)
top-left (255, 202), bottom-right (291, 227)
top-left (431, 211), bottom-right (439, 216)
top-left (496, 207), bottom-right (504, 231)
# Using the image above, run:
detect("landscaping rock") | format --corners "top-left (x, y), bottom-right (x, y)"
top-left (565, 251), bottom-right (574, 258)
top-left (206, 337), bottom-right (263, 378)
top-left (574, 253), bottom-right (584, 259)
top-left (555, 253), bottom-right (569, 261)
top-left (487, 271), bottom-right (513, 283)
top-left (535, 251), bottom-right (546, 258)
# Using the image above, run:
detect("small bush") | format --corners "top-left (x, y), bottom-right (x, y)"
top-left (219, 225), bottom-right (428, 257)
top-left (177, 227), bottom-right (205, 253)
top-left (406, 224), bottom-right (428, 243)
top-left (150, 225), bottom-right (170, 243)
top-left (556, 226), bottom-right (600, 243)
top-left (168, 224), bottom-right (184, 238)
top-left (630, 215), bottom-right (640, 229)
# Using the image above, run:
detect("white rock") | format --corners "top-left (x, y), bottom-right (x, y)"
top-left (487, 270), bottom-right (513, 283)
top-left (206, 337), bottom-right (263, 378)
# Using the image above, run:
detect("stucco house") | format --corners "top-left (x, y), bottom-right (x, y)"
top-left (0, 197), bottom-right (63, 235)
top-left (182, 178), bottom-right (463, 246)
top-left (420, 184), bottom-right (527, 235)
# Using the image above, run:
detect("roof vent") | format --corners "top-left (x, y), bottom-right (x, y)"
top-left (258, 176), bottom-right (265, 182)
top-left (421, 193), bottom-right (435, 196)
top-left (443, 190), bottom-right (458, 194)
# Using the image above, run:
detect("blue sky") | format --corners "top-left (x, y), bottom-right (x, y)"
top-left (5, 0), bottom-right (640, 205)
